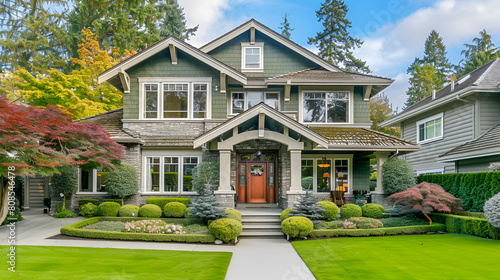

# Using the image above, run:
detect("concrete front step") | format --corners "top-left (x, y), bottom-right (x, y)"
top-left (243, 224), bottom-right (282, 231)
top-left (240, 231), bottom-right (285, 238)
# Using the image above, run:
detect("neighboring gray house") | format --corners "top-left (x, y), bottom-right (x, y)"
top-left (381, 58), bottom-right (500, 175)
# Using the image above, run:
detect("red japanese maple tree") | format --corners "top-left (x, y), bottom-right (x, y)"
top-left (386, 182), bottom-right (462, 225)
top-left (0, 96), bottom-right (124, 222)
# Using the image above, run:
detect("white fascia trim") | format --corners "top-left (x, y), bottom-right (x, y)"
top-left (320, 146), bottom-right (418, 151)
top-left (381, 87), bottom-right (500, 127)
top-left (200, 21), bottom-right (341, 72)
top-left (438, 150), bottom-right (500, 162)
top-left (266, 81), bottom-right (392, 86)
top-left (98, 38), bottom-right (247, 85)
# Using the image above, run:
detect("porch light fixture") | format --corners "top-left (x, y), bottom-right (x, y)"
top-left (318, 156), bottom-right (330, 168)
top-left (322, 172), bottom-right (330, 178)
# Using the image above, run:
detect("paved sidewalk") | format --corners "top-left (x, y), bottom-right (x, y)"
top-left (0, 209), bottom-right (316, 280)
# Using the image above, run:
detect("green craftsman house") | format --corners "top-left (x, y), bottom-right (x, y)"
top-left (65, 19), bottom-right (418, 210)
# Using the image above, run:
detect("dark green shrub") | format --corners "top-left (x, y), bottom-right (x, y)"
top-left (382, 158), bottom-right (416, 195)
top-left (118, 205), bottom-right (140, 217)
top-left (164, 202), bottom-right (187, 218)
top-left (51, 167), bottom-right (78, 210)
top-left (103, 199), bottom-right (123, 206)
top-left (316, 200), bottom-right (339, 221)
top-left (281, 216), bottom-right (314, 239)
top-left (103, 163), bottom-right (139, 205)
top-left (310, 224), bottom-right (446, 238)
top-left (53, 210), bottom-right (75, 218)
top-left (378, 216), bottom-right (428, 228)
top-left (290, 191), bottom-right (323, 220)
top-left (139, 204), bottom-right (162, 218)
top-left (97, 202), bottom-right (121, 217)
top-left (431, 213), bottom-right (500, 239)
top-left (208, 218), bottom-right (242, 243)
top-left (224, 209), bottom-right (242, 222)
top-left (484, 192), bottom-right (500, 228)
top-left (281, 208), bottom-right (294, 222)
top-left (146, 197), bottom-right (190, 209)
top-left (340, 204), bottom-right (362, 219)
top-left (79, 203), bottom-right (98, 218)
top-left (79, 199), bottom-right (99, 207)
top-left (362, 203), bottom-right (384, 219)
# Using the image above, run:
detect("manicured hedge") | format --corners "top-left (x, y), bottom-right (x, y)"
top-left (417, 171), bottom-right (500, 212)
top-left (97, 202), bottom-right (121, 217)
top-left (79, 199), bottom-right (99, 207)
top-left (430, 213), bottom-right (500, 240)
top-left (164, 202), bottom-right (187, 218)
top-left (103, 199), bottom-right (123, 206)
top-left (146, 197), bottom-right (191, 209)
top-left (208, 218), bottom-right (242, 243)
top-left (224, 209), bottom-right (242, 222)
top-left (310, 224), bottom-right (446, 238)
top-left (60, 217), bottom-right (215, 243)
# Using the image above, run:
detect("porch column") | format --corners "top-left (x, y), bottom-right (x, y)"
top-left (373, 151), bottom-right (391, 194)
top-left (214, 149), bottom-right (236, 208)
top-left (286, 149), bottom-right (305, 208)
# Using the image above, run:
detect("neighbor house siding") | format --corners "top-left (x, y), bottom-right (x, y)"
top-left (457, 155), bottom-right (500, 173)
top-left (208, 30), bottom-right (319, 78)
top-left (124, 49), bottom-right (222, 119)
top-left (401, 101), bottom-right (475, 174)
top-left (478, 93), bottom-right (500, 135)
top-left (353, 158), bottom-right (370, 191)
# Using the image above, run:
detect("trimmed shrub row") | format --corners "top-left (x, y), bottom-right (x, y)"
top-left (103, 199), bottom-right (123, 206)
top-left (340, 204), bottom-right (362, 219)
top-left (417, 171), bottom-right (500, 212)
top-left (60, 217), bottom-right (215, 243)
top-left (79, 199), bottom-right (99, 207)
top-left (208, 218), bottom-right (242, 243)
top-left (430, 213), bottom-right (500, 240)
top-left (146, 197), bottom-right (191, 209)
top-left (310, 224), bottom-right (446, 238)
top-left (362, 203), bottom-right (385, 219)
top-left (282, 216), bottom-right (314, 239)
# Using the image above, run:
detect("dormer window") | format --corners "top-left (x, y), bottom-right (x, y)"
top-left (241, 42), bottom-right (264, 72)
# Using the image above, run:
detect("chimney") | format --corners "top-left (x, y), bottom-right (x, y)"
top-left (432, 89), bottom-right (436, 100)
top-left (450, 74), bottom-right (457, 92)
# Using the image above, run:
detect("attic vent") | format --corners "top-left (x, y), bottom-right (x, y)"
top-left (457, 74), bottom-right (470, 84)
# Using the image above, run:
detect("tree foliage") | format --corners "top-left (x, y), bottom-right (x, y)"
top-left (457, 29), bottom-right (499, 77)
top-left (158, 0), bottom-right (198, 40)
top-left (422, 30), bottom-right (452, 84)
top-left (308, 0), bottom-right (370, 73)
top-left (103, 163), bottom-right (139, 205)
top-left (51, 167), bottom-right (78, 210)
top-left (387, 182), bottom-right (462, 225)
top-left (278, 13), bottom-right (294, 39)
top-left (188, 185), bottom-right (225, 224)
top-left (192, 161), bottom-right (219, 194)
top-left (0, 96), bottom-right (124, 222)
top-left (290, 191), bottom-right (324, 221)
top-left (370, 93), bottom-right (400, 137)
top-left (484, 192), bottom-right (500, 228)
top-left (381, 158), bottom-right (416, 195)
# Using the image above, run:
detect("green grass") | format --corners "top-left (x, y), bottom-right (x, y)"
top-left (293, 234), bottom-right (500, 280)
top-left (0, 246), bottom-right (231, 280)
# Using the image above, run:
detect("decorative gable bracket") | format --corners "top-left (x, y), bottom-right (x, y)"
top-left (118, 69), bottom-right (130, 94)
top-left (363, 85), bottom-right (373, 101)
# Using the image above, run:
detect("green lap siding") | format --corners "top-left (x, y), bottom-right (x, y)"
top-left (353, 158), bottom-right (370, 192)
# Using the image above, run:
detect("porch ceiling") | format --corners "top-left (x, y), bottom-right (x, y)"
top-left (309, 127), bottom-right (419, 151)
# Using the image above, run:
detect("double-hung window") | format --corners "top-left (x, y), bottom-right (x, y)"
top-left (416, 113), bottom-right (443, 143)
top-left (145, 156), bottom-right (199, 193)
top-left (142, 81), bottom-right (209, 119)
top-left (231, 92), bottom-right (279, 114)
top-left (241, 43), bottom-right (264, 71)
top-left (302, 91), bottom-right (349, 123)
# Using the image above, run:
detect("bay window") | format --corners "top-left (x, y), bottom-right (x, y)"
top-left (231, 91), bottom-right (280, 114)
top-left (143, 81), bottom-right (209, 119)
top-left (145, 156), bottom-right (199, 193)
top-left (303, 91), bottom-right (349, 123)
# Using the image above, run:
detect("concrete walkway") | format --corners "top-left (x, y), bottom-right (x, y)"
top-left (0, 209), bottom-right (315, 280)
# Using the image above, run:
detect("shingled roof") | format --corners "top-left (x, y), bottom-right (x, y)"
top-left (309, 127), bottom-right (419, 151)
top-left (438, 123), bottom-right (500, 162)
top-left (76, 109), bottom-right (141, 143)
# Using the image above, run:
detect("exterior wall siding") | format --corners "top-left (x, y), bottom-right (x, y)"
top-left (457, 155), bottom-right (500, 173)
top-left (353, 86), bottom-right (370, 124)
top-left (478, 93), bottom-right (500, 135)
top-left (353, 158), bottom-right (370, 191)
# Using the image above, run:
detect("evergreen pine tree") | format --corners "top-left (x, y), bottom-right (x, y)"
top-left (423, 30), bottom-right (452, 84)
top-left (458, 29), bottom-right (500, 77)
top-left (188, 184), bottom-right (225, 224)
top-left (290, 191), bottom-right (324, 221)
top-left (278, 13), bottom-right (294, 39)
top-left (159, 0), bottom-right (198, 40)
top-left (404, 60), bottom-right (440, 108)
top-left (308, 0), bottom-right (370, 73)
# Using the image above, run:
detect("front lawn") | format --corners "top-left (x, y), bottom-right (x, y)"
top-left (293, 234), bottom-right (500, 280)
top-left (0, 246), bottom-right (231, 279)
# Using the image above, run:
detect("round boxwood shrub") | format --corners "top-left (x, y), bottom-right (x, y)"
top-left (484, 192), bottom-right (500, 228)
top-left (316, 201), bottom-right (339, 220)
top-left (224, 209), bottom-right (242, 222)
top-left (382, 158), bottom-right (416, 195)
top-left (164, 202), bottom-right (187, 218)
top-left (340, 204), bottom-right (362, 219)
top-left (118, 205), bottom-right (140, 217)
top-left (208, 218), bottom-right (243, 243)
top-left (79, 203), bottom-right (98, 218)
top-left (281, 216), bottom-right (313, 239)
top-left (138, 204), bottom-right (162, 218)
top-left (97, 202), bottom-right (121, 217)
top-left (362, 203), bottom-right (385, 219)
top-left (281, 208), bottom-right (294, 222)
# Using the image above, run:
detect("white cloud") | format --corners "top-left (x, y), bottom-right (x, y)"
top-left (382, 72), bottom-right (411, 113)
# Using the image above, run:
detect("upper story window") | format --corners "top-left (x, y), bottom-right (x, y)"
top-left (142, 81), bottom-right (209, 120)
top-left (231, 91), bottom-right (279, 114)
top-left (241, 42), bottom-right (264, 72)
top-left (302, 91), bottom-right (349, 123)
top-left (416, 113), bottom-right (443, 143)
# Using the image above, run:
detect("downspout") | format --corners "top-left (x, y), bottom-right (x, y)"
top-left (389, 149), bottom-right (400, 159)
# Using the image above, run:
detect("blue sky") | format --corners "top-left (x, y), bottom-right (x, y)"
top-left (179, 0), bottom-right (500, 111)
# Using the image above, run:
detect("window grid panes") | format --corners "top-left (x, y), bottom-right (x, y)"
top-left (145, 156), bottom-right (199, 193)
top-left (163, 83), bottom-right (188, 119)
top-left (303, 91), bottom-right (349, 123)
top-left (317, 160), bottom-right (331, 193)
top-left (244, 47), bottom-right (261, 69)
top-left (418, 117), bottom-right (442, 142)
top-left (164, 157), bottom-right (179, 192)
top-left (231, 92), bottom-right (280, 114)
top-left (144, 84), bottom-right (158, 118)
top-left (301, 160), bottom-right (314, 190)
top-left (193, 84), bottom-right (207, 118)
top-left (146, 157), bottom-right (160, 192)
top-left (183, 157), bottom-right (198, 192)
top-left (300, 158), bottom-right (350, 193)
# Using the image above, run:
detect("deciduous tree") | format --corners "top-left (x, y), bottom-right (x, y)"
top-left (370, 93), bottom-right (400, 137)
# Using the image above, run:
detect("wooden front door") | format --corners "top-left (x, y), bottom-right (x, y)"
top-left (246, 162), bottom-right (267, 203)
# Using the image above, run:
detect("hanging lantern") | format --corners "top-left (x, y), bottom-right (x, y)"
top-left (323, 172), bottom-right (330, 178)
top-left (317, 156), bottom-right (330, 168)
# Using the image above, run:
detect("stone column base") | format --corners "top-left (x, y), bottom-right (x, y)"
top-left (214, 190), bottom-right (236, 209)
top-left (370, 192), bottom-right (394, 210)
top-left (286, 191), bottom-right (306, 208)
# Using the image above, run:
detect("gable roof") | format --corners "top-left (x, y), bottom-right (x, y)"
top-left (381, 58), bottom-right (500, 127)
top-left (76, 109), bottom-right (141, 143)
top-left (200, 19), bottom-right (342, 73)
top-left (193, 103), bottom-right (329, 149)
top-left (98, 36), bottom-right (247, 87)
top-left (438, 122), bottom-right (500, 162)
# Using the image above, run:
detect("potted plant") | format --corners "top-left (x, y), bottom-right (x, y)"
top-left (353, 190), bottom-right (368, 206)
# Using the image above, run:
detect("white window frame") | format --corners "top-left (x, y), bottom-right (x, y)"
top-left (241, 42), bottom-right (264, 72)
top-left (299, 90), bottom-right (354, 124)
top-left (230, 91), bottom-right (280, 115)
top-left (416, 168), bottom-right (444, 176)
top-left (77, 169), bottom-right (108, 194)
top-left (416, 113), bottom-right (444, 144)
top-left (138, 77), bottom-right (212, 120)
top-left (142, 150), bottom-right (201, 195)
top-left (300, 155), bottom-right (353, 194)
